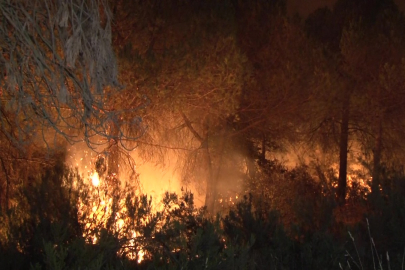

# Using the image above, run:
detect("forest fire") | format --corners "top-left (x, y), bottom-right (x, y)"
top-left (84, 171), bottom-right (146, 262)
top-left (65, 140), bottom-right (247, 263)
top-left (74, 168), bottom-right (145, 262)
top-left (90, 172), bottom-right (100, 187)
top-left (66, 143), bottom-right (205, 263)
top-left (2, 0), bottom-right (405, 269)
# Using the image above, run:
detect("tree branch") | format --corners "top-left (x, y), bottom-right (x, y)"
top-left (179, 111), bottom-right (204, 143)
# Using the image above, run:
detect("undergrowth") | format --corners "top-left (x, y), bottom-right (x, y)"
top-left (0, 162), bottom-right (404, 270)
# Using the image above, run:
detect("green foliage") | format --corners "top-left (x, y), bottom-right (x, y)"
top-left (359, 173), bottom-right (405, 269)
top-left (145, 191), bottom-right (227, 269)
top-left (4, 162), bottom-right (405, 269)
top-left (1, 161), bottom-right (82, 268)
top-left (3, 0), bottom-right (405, 269)
top-left (0, 163), bottom-right (105, 269)
top-left (247, 162), bottom-right (337, 236)
top-left (299, 231), bottom-right (345, 270)
top-left (223, 194), bottom-right (293, 269)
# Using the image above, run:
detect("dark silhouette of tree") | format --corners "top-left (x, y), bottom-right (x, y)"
top-left (339, 3), bottom-right (405, 196)
top-left (304, 0), bottom-right (401, 203)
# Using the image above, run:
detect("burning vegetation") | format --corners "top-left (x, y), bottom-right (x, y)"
top-left (2, 0), bottom-right (405, 269)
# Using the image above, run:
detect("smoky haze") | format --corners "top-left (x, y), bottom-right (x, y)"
top-left (59, 0), bottom-right (405, 220)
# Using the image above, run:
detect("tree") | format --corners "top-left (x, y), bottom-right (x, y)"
top-left (0, 0), bottom-right (149, 211)
top-left (305, 5), bottom-right (351, 204)
top-left (303, 0), bottom-right (376, 203)
top-left (112, 0), bottom-right (246, 214)
top-left (304, 0), bottom-right (405, 203)
top-left (233, 0), bottom-right (332, 213)
top-left (0, 0), bottom-right (139, 151)
top-left (339, 3), bottom-right (405, 196)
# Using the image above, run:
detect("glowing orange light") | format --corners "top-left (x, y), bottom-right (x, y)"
top-left (117, 219), bottom-right (124, 229)
top-left (91, 172), bottom-right (100, 186)
top-left (67, 144), bottom-right (203, 264)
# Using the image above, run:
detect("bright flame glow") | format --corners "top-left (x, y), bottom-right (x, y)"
top-left (66, 142), bottom-right (205, 263)
top-left (138, 250), bottom-right (145, 263)
top-left (91, 172), bottom-right (100, 186)
top-left (117, 219), bottom-right (124, 229)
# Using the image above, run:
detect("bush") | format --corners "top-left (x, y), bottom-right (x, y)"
top-left (2, 161), bottom-right (405, 270)
top-left (0, 161), bottom-right (136, 269)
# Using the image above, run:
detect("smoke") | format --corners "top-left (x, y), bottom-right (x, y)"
top-left (65, 132), bottom-right (372, 215)
top-left (64, 140), bottom-right (205, 210)
top-left (131, 151), bottom-right (205, 210)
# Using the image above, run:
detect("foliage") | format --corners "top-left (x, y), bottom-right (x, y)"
top-left (0, 0), bottom-right (144, 150)
top-left (0, 162), bottom-right (347, 270)
top-left (113, 0), bottom-right (249, 215)
top-left (3, 162), bottom-right (405, 269)
top-left (0, 160), bottom-right (144, 269)
top-left (246, 160), bottom-right (337, 235)
top-left (2, 0), bottom-right (405, 269)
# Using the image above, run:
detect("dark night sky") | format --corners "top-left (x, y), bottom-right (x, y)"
top-left (287, 0), bottom-right (405, 17)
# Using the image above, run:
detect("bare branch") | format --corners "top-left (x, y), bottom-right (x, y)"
top-left (0, 0), bottom-right (143, 150)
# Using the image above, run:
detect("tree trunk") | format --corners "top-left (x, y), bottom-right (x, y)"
top-left (211, 129), bottom-right (226, 214)
top-left (179, 111), bottom-right (217, 215)
top-left (337, 92), bottom-right (350, 205)
top-left (371, 84), bottom-right (383, 197)
top-left (0, 157), bottom-right (9, 211)
top-left (371, 119), bottom-right (383, 195)
top-left (202, 118), bottom-right (218, 215)
top-left (204, 144), bottom-right (216, 215)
